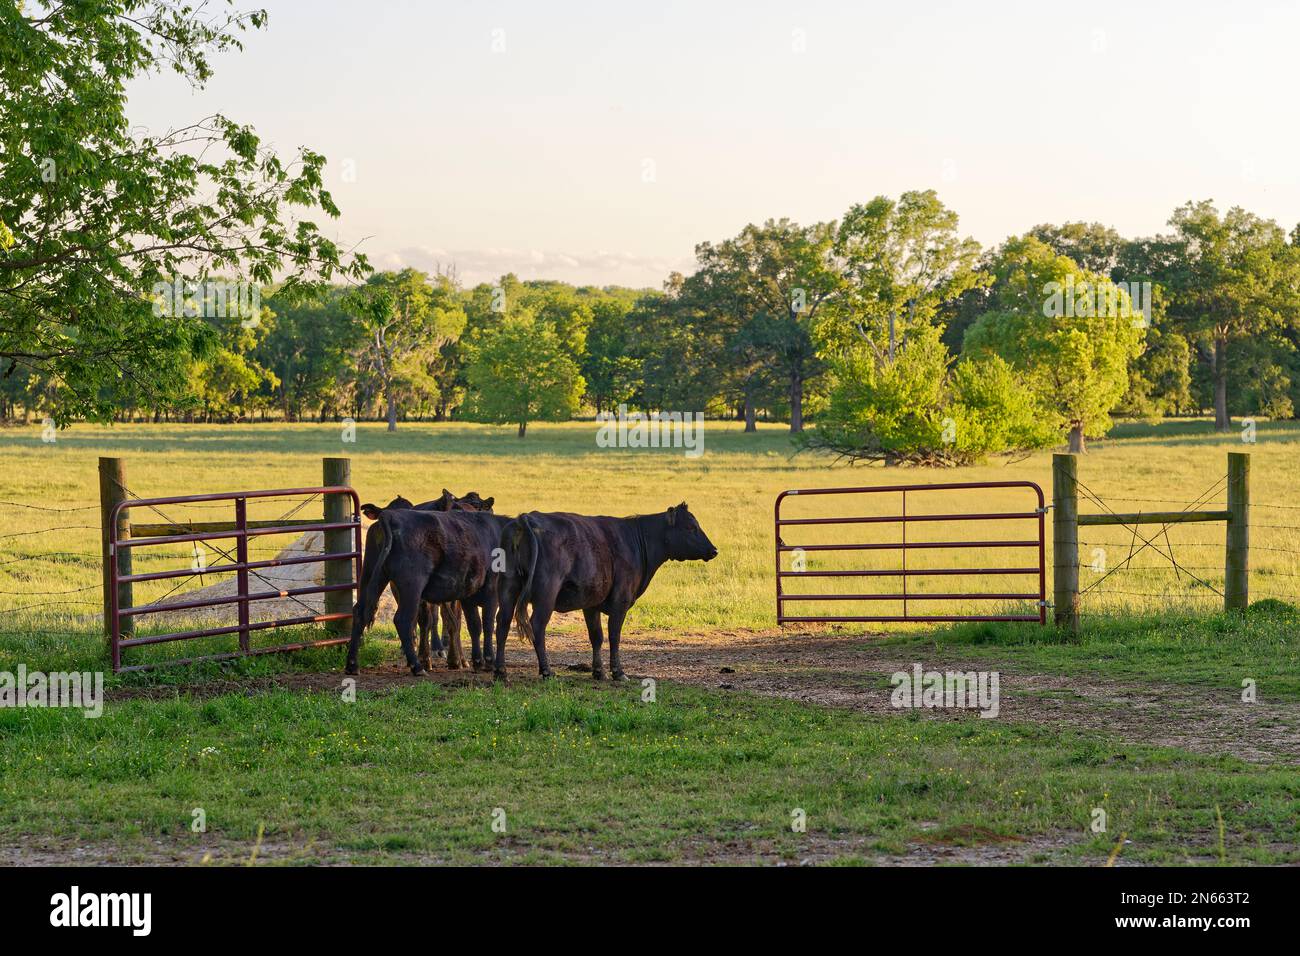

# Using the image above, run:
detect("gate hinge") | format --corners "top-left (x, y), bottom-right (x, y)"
top-left (1036, 506), bottom-right (1051, 514)
top-left (1038, 600), bottom-right (1054, 608)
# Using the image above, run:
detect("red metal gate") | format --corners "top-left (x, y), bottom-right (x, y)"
top-left (775, 481), bottom-right (1047, 625)
top-left (108, 487), bottom-right (363, 672)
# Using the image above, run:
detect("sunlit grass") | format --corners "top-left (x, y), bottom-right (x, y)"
top-left (0, 417), bottom-right (1294, 660)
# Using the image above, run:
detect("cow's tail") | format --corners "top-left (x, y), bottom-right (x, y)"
top-left (357, 510), bottom-right (397, 633)
top-left (507, 516), bottom-right (539, 649)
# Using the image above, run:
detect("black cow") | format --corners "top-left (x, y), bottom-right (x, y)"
top-left (494, 503), bottom-right (717, 680)
top-left (345, 507), bottom-right (511, 676)
top-left (359, 490), bottom-right (495, 669)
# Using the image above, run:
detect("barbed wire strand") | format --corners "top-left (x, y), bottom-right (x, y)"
top-left (1076, 473), bottom-right (1228, 598)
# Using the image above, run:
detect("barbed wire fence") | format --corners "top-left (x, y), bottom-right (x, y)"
top-left (2, 459), bottom-right (1297, 641)
top-left (1068, 467), bottom-right (1300, 609)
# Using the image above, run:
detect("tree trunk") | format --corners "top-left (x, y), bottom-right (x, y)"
top-left (517, 421), bottom-right (527, 438)
top-left (743, 393), bottom-right (757, 433)
top-left (1068, 423), bottom-right (1086, 454)
top-left (1213, 335), bottom-right (1230, 431)
top-left (789, 373), bottom-right (804, 433)
top-left (386, 392), bottom-right (397, 432)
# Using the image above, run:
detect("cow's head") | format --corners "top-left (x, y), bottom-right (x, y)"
top-left (360, 495), bottom-right (414, 520)
top-left (434, 488), bottom-right (495, 512)
top-left (662, 502), bottom-right (718, 562)
top-left (458, 491), bottom-right (495, 512)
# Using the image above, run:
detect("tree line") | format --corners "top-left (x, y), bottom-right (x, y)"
top-left (9, 191), bottom-right (1299, 464)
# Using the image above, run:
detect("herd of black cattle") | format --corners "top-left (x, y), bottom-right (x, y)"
top-left (344, 491), bottom-right (719, 681)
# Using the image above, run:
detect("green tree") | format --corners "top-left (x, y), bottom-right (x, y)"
top-left (344, 269), bottom-right (465, 430)
top-left (259, 288), bottom-right (359, 421)
top-left (802, 323), bottom-right (1050, 466)
top-left (0, 1), bottom-right (365, 423)
top-left (693, 219), bottom-right (840, 432)
top-left (464, 311), bottom-right (584, 437)
top-left (581, 289), bottom-right (644, 414)
top-left (827, 190), bottom-right (986, 361)
top-left (1157, 201), bottom-right (1300, 430)
top-left (1026, 221), bottom-right (1125, 276)
top-left (189, 305), bottom-right (277, 422)
top-left (963, 237), bottom-right (1145, 452)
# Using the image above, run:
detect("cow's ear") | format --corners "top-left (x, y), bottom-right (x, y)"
top-left (483, 497), bottom-right (495, 510)
top-left (439, 490), bottom-right (456, 506)
top-left (361, 503), bottom-right (381, 520)
top-left (666, 505), bottom-right (677, 526)
top-left (678, 500), bottom-right (689, 512)
top-left (442, 488), bottom-right (455, 498)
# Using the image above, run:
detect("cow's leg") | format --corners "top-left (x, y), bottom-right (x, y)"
top-left (442, 602), bottom-right (467, 670)
top-left (417, 602), bottom-right (433, 671)
top-left (607, 607), bottom-right (629, 681)
top-left (465, 603), bottom-right (486, 670)
top-left (393, 596), bottom-right (424, 676)
top-left (345, 566), bottom-right (388, 674)
top-left (419, 599), bottom-right (445, 661)
top-left (480, 591), bottom-right (497, 670)
top-left (492, 582), bottom-right (518, 680)
top-left (430, 599), bottom-right (445, 658)
top-left (529, 595), bottom-right (557, 679)
top-left (583, 608), bottom-right (605, 680)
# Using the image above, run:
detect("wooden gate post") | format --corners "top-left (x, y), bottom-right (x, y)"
top-left (1225, 452), bottom-right (1250, 611)
top-left (322, 458), bottom-right (353, 635)
top-left (98, 457), bottom-right (133, 644)
top-left (1052, 453), bottom-right (1080, 631)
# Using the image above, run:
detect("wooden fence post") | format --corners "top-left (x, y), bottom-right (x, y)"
top-left (1052, 453), bottom-right (1079, 631)
top-left (1225, 452), bottom-right (1250, 611)
top-left (98, 457), bottom-right (133, 646)
top-left (322, 458), bottom-right (352, 635)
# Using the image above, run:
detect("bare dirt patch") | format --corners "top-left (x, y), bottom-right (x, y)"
top-left (541, 627), bottom-right (1300, 765)
top-left (0, 829), bottom-right (1087, 867)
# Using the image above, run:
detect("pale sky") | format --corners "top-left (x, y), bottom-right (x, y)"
top-left (126, 0), bottom-right (1300, 288)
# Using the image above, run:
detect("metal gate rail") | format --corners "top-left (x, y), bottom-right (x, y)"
top-left (775, 481), bottom-right (1047, 625)
top-left (108, 486), bottom-right (362, 672)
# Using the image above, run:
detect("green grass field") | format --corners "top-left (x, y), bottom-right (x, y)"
top-left (0, 419), bottom-right (1297, 864)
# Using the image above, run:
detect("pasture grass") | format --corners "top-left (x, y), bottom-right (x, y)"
top-left (0, 676), bottom-right (1296, 865)
top-left (0, 418), bottom-right (1297, 864)
top-left (0, 416), bottom-right (1297, 642)
top-left (886, 599), bottom-right (1300, 699)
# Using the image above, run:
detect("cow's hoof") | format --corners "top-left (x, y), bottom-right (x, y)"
top-left (410, 665), bottom-right (425, 677)
top-left (592, 669), bottom-right (606, 681)
top-left (344, 664), bottom-right (359, 676)
top-left (493, 670), bottom-right (508, 683)
top-left (540, 670), bottom-right (554, 680)
top-left (611, 671), bottom-right (629, 682)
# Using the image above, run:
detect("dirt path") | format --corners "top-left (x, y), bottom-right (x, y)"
top-left (619, 629), bottom-right (1300, 765)
top-left (111, 626), bottom-right (1300, 764)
